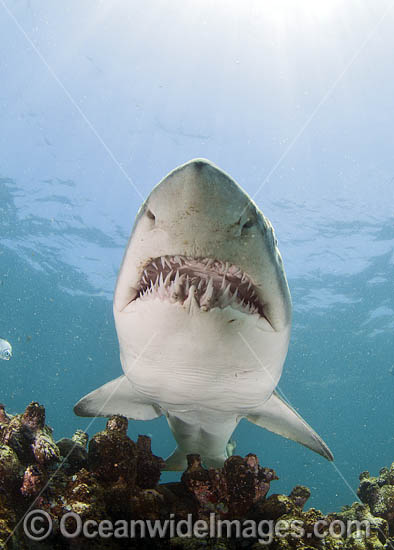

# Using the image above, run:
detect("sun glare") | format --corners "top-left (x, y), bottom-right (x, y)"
top-left (260, 0), bottom-right (343, 24)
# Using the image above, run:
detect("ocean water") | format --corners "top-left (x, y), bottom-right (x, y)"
top-left (1, 1), bottom-right (393, 514)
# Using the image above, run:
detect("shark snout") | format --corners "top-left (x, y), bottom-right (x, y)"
top-left (146, 159), bottom-right (254, 245)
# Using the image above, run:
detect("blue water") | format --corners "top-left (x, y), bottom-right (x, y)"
top-left (1, 1), bottom-right (393, 514)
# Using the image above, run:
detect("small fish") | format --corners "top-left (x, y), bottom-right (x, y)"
top-left (0, 339), bottom-right (12, 360)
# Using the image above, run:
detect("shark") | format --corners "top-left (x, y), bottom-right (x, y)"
top-left (74, 158), bottom-right (333, 469)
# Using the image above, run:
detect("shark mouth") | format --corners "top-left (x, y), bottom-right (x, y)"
top-left (134, 255), bottom-right (267, 320)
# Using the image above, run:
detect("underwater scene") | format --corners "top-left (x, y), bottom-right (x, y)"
top-left (0, 1), bottom-right (393, 548)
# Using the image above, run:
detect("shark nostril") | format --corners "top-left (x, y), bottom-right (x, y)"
top-left (240, 218), bottom-right (255, 234)
top-left (146, 209), bottom-right (156, 222)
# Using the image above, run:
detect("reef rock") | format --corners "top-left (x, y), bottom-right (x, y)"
top-left (357, 463), bottom-right (394, 536)
top-left (57, 428), bottom-right (88, 474)
top-left (181, 452), bottom-right (278, 519)
top-left (0, 402), bottom-right (392, 550)
top-left (0, 402), bottom-right (60, 466)
top-left (88, 415), bottom-right (137, 484)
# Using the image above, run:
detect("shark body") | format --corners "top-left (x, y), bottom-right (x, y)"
top-left (74, 159), bottom-right (333, 469)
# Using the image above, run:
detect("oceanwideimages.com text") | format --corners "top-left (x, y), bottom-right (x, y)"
top-left (23, 510), bottom-right (372, 543)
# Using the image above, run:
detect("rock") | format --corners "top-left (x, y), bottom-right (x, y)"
top-left (357, 462), bottom-right (394, 536)
top-left (181, 453), bottom-right (278, 520)
top-left (135, 435), bottom-right (165, 489)
top-left (88, 415), bottom-right (137, 484)
top-left (0, 402), bottom-right (392, 549)
top-left (20, 464), bottom-right (46, 497)
top-left (57, 429), bottom-right (88, 474)
top-left (289, 485), bottom-right (311, 509)
top-left (0, 402), bottom-right (60, 466)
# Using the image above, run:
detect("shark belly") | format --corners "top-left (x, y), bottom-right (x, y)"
top-left (118, 298), bottom-right (289, 413)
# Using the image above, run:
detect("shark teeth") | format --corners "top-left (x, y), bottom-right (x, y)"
top-left (136, 255), bottom-right (263, 317)
top-left (200, 277), bottom-right (214, 310)
top-left (183, 284), bottom-right (199, 313)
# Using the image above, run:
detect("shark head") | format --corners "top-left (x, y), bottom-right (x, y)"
top-left (114, 158), bottom-right (291, 329)
top-left (113, 159), bottom-right (292, 408)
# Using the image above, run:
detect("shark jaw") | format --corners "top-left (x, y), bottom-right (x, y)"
top-left (122, 255), bottom-right (274, 331)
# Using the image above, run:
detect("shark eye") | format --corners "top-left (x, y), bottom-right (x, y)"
top-left (146, 209), bottom-right (156, 222)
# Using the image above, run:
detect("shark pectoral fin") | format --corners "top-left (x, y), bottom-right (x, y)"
top-left (73, 375), bottom-right (162, 420)
top-left (247, 392), bottom-right (334, 461)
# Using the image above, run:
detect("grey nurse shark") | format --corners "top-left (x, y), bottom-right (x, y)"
top-left (74, 159), bottom-right (333, 469)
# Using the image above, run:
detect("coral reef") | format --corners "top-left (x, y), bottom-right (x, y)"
top-left (0, 402), bottom-right (392, 550)
top-left (357, 466), bottom-right (394, 536)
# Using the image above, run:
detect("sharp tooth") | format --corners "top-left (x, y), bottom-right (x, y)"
top-left (164, 257), bottom-right (172, 269)
top-left (175, 255), bottom-right (182, 264)
top-left (222, 283), bottom-right (232, 303)
top-left (220, 275), bottom-right (226, 290)
top-left (224, 262), bottom-right (229, 275)
top-left (183, 284), bottom-right (199, 312)
top-left (170, 275), bottom-right (182, 301)
top-left (230, 288), bottom-right (238, 304)
top-left (169, 283), bottom-right (178, 302)
top-left (161, 257), bottom-right (165, 269)
top-left (158, 279), bottom-right (168, 298)
top-left (154, 275), bottom-right (159, 288)
top-left (241, 273), bottom-right (247, 283)
top-left (142, 276), bottom-right (148, 284)
top-left (197, 279), bottom-right (204, 291)
top-left (205, 259), bottom-right (214, 268)
top-left (200, 277), bottom-right (214, 309)
top-left (144, 269), bottom-right (148, 277)
top-left (247, 281), bottom-right (252, 291)
top-left (164, 270), bottom-right (173, 286)
top-left (159, 272), bottom-right (164, 287)
top-left (185, 275), bottom-right (190, 294)
top-left (152, 261), bottom-right (158, 270)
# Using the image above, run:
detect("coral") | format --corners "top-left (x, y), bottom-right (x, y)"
top-left (181, 452), bottom-right (278, 519)
top-left (0, 495), bottom-right (17, 550)
top-left (88, 415), bottom-right (137, 484)
top-left (357, 464), bottom-right (394, 536)
top-left (56, 429), bottom-right (88, 474)
top-left (0, 445), bottom-right (21, 493)
top-left (288, 485), bottom-right (311, 510)
top-left (20, 464), bottom-right (46, 497)
top-left (0, 402), bottom-right (60, 466)
top-left (0, 402), bottom-right (392, 550)
top-left (135, 434), bottom-right (165, 489)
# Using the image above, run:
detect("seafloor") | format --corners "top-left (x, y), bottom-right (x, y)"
top-left (0, 402), bottom-right (393, 549)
